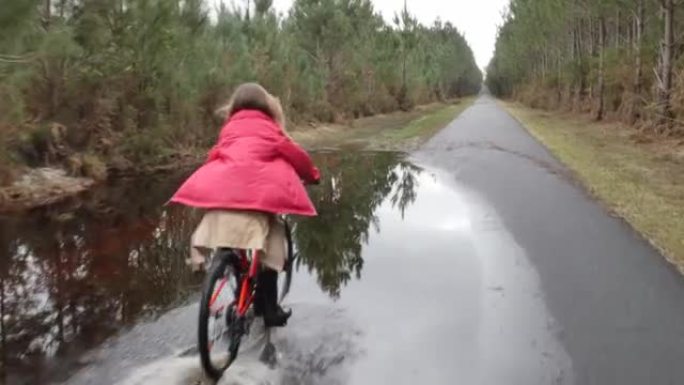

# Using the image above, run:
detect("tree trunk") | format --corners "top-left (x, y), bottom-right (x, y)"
top-left (596, 16), bottom-right (606, 120)
top-left (632, 0), bottom-right (644, 123)
top-left (657, 0), bottom-right (674, 133)
top-left (616, 9), bottom-right (621, 49)
top-left (588, 18), bottom-right (595, 101)
top-left (589, 18), bottom-right (596, 57)
top-left (574, 19), bottom-right (587, 109)
top-left (628, 12), bottom-right (634, 48)
top-left (542, 47), bottom-right (548, 82)
top-left (557, 49), bottom-right (563, 104)
top-left (43, 0), bottom-right (52, 28)
top-left (571, 25), bottom-right (577, 61)
top-left (0, 278), bottom-right (6, 384)
top-left (578, 18), bottom-right (585, 56)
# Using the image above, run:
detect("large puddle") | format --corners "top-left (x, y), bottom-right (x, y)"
top-left (1, 151), bottom-right (573, 385)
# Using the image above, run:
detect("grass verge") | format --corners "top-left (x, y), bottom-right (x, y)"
top-left (504, 102), bottom-right (684, 271)
top-left (384, 98), bottom-right (475, 142)
top-left (293, 97), bottom-right (475, 151)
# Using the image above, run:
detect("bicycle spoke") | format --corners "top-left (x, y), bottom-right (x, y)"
top-left (209, 277), bottom-right (228, 308)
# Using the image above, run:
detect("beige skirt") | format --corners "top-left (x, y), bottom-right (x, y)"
top-left (189, 210), bottom-right (288, 272)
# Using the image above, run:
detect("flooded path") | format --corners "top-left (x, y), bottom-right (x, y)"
top-left (1, 150), bottom-right (572, 385)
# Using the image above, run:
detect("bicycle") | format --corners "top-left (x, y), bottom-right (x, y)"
top-left (197, 218), bottom-right (296, 381)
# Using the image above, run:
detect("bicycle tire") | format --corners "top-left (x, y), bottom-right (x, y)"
top-left (198, 251), bottom-right (240, 380)
top-left (280, 220), bottom-right (296, 302)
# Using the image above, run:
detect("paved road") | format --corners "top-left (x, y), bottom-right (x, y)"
top-left (415, 94), bottom-right (684, 385)
top-left (64, 94), bottom-right (684, 385)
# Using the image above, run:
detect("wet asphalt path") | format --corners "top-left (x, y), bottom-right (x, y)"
top-left (62, 94), bottom-right (684, 385)
top-left (414, 94), bottom-right (684, 384)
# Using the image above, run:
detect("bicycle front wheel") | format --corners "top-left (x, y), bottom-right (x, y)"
top-left (198, 251), bottom-right (241, 380)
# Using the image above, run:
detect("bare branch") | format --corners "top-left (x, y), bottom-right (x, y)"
top-left (653, 67), bottom-right (663, 89)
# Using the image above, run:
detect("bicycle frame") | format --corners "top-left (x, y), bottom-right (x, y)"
top-left (208, 216), bottom-right (293, 319)
top-left (236, 249), bottom-right (260, 317)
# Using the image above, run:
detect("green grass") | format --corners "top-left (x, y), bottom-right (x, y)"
top-left (293, 97), bottom-right (475, 151)
top-left (387, 98), bottom-right (474, 142)
top-left (504, 102), bottom-right (684, 271)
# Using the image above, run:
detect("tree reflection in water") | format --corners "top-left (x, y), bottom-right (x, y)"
top-left (293, 151), bottom-right (422, 298)
top-left (0, 173), bottom-right (203, 384)
top-left (0, 151), bottom-right (422, 383)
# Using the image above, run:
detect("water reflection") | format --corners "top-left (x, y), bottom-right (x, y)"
top-left (0, 151), bottom-right (422, 384)
top-left (294, 152), bottom-right (422, 298)
top-left (0, 174), bottom-right (203, 385)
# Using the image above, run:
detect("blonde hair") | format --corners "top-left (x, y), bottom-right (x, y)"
top-left (219, 83), bottom-right (286, 128)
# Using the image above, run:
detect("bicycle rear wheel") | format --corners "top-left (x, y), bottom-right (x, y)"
top-left (198, 250), bottom-right (241, 380)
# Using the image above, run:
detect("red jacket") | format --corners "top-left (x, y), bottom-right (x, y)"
top-left (170, 110), bottom-right (320, 216)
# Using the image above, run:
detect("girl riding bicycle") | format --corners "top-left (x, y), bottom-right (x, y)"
top-left (170, 83), bottom-right (320, 327)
